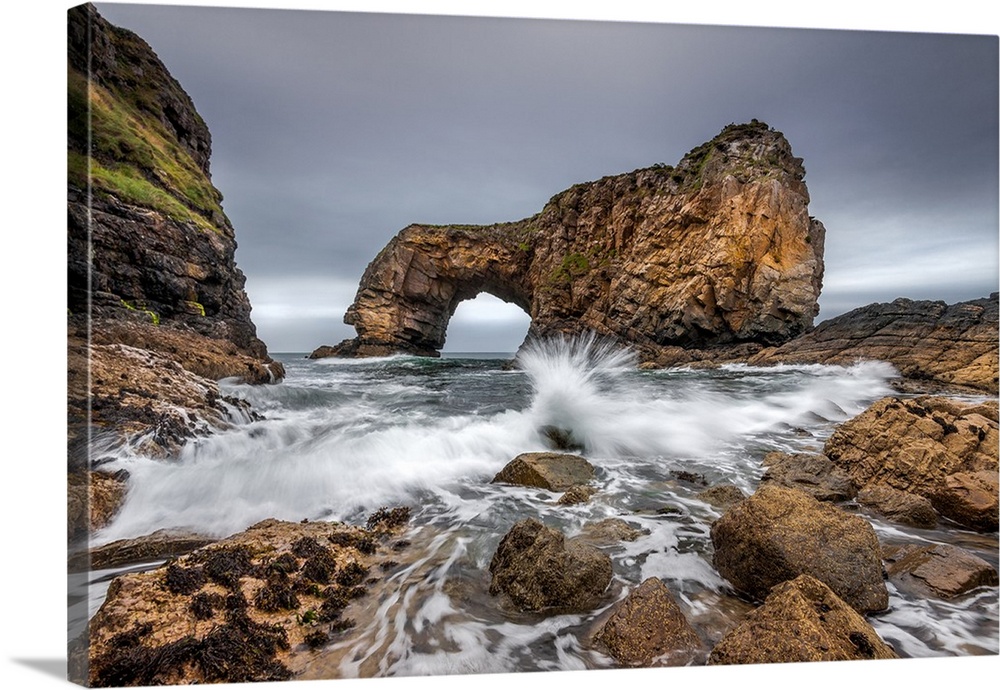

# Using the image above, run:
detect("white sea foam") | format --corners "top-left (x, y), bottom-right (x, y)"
top-left (96, 335), bottom-right (897, 541)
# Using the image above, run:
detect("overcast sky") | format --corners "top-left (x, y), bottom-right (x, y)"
top-left (91, 1), bottom-right (999, 353)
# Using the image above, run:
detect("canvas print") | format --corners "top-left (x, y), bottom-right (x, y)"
top-left (67, 1), bottom-right (999, 687)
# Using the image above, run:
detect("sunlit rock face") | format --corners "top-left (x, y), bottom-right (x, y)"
top-left (312, 120), bottom-right (825, 358)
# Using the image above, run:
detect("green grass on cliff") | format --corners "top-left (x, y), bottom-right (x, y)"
top-left (67, 68), bottom-right (224, 233)
top-left (69, 150), bottom-right (217, 233)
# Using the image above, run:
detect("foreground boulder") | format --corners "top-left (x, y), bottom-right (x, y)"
top-left (824, 396), bottom-right (999, 532)
top-left (711, 485), bottom-right (888, 613)
top-left (708, 574), bottom-right (897, 665)
top-left (747, 294), bottom-right (999, 393)
top-left (882, 543), bottom-right (999, 599)
top-left (491, 452), bottom-right (595, 491)
top-left (593, 578), bottom-right (704, 666)
top-left (489, 519), bottom-right (611, 612)
top-left (82, 517), bottom-right (408, 686)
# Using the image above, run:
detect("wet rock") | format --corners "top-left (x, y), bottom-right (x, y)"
top-left (489, 519), bottom-right (612, 612)
top-left (86, 518), bottom-right (406, 686)
top-left (491, 452), bottom-right (595, 491)
top-left (593, 578), bottom-right (705, 666)
top-left (697, 483), bottom-right (748, 511)
top-left (557, 485), bottom-right (598, 505)
top-left (711, 485), bottom-right (888, 613)
top-left (576, 518), bottom-right (647, 546)
top-left (540, 425), bottom-right (584, 451)
top-left (856, 485), bottom-right (938, 528)
top-left (69, 529), bottom-right (217, 573)
top-left (932, 470), bottom-right (1000, 533)
top-left (67, 470), bottom-right (127, 540)
top-left (707, 574), bottom-right (898, 664)
top-left (882, 543), bottom-right (999, 599)
top-left (824, 396), bottom-right (999, 532)
top-left (747, 294), bottom-right (999, 393)
top-left (759, 451), bottom-right (857, 502)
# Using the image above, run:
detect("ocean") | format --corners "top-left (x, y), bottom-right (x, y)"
top-left (78, 335), bottom-right (999, 675)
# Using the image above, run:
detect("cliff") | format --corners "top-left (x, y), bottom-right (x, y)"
top-left (67, 4), bottom-right (281, 535)
top-left (312, 120), bottom-right (825, 359)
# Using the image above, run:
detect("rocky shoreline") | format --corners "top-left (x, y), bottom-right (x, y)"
top-left (76, 388), bottom-right (998, 683)
top-left (68, 4), bottom-right (997, 685)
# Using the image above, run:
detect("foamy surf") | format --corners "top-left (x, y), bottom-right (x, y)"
top-left (86, 335), bottom-right (997, 670)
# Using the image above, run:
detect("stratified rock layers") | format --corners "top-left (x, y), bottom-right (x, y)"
top-left (315, 121), bottom-right (825, 357)
top-left (750, 295), bottom-right (1000, 393)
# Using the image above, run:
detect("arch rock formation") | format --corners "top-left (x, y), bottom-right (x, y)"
top-left (310, 121), bottom-right (825, 359)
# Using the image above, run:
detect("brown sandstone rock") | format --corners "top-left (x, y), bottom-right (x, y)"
top-left (593, 578), bottom-right (705, 666)
top-left (748, 295), bottom-right (999, 393)
top-left (759, 451), bottom-right (857, 502)
top-left (86, 517), bottom-right (407, 686)
top-left (575, 518), bottom-right (647, 546)
top-left (557, 485), bottom-right (598, 505)
top-left (707, 574), bottom-right (898, 665)
top-left (67, 470), bottom-right (128, 540)
top-left (824, 396), bottom-right (999, 532)
top-left (488, 519), bottom-right (612, 612)
top-left (710, 485), bottom-right (888, 613)
top-left (856, 485), bottom-right (938, 528)
top-left (882, 543), bottom-right (999, 599)
top-left (313, 121), bottom-right (824, 358)
top-left (491, 452), bottom-right (595, 491)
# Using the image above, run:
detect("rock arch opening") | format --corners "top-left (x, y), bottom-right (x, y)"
top-left (442, 292), bottom-right (532, 354)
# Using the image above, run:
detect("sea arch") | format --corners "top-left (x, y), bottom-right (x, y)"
top-left (312, 223), bottom-right (536, 358)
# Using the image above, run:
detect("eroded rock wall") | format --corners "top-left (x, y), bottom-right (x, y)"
top-left (314, 120), bottom-right (825, 357)
top-left (66, 5), bottom-right (282, 541)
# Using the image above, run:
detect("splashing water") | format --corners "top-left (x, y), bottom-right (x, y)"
top-left (86, 334), bottom-right (998, 674)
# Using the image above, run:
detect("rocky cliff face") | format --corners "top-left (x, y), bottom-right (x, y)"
top-left (312, 120), bottom-right (825, 358)
top-left (67, 4), bottom-right (282, 537)
top-left (68, 3), bottom-right (274, 363)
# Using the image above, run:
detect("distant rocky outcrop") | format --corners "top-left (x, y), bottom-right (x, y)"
top-left (313, 120), bottom-right (825, 358)
top-left (67, 4), bottom-right (283, 539)
top-left (749, 295), bottom-right (1000, 393)
top-left (824, 396), bottom-right (999, 532)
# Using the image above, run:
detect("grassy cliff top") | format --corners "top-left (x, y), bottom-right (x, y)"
top-left (67, 4), bottom-right (227, 235)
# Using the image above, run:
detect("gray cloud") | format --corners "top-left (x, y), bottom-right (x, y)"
top-left (94, 2), bottom-right (998, 353)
